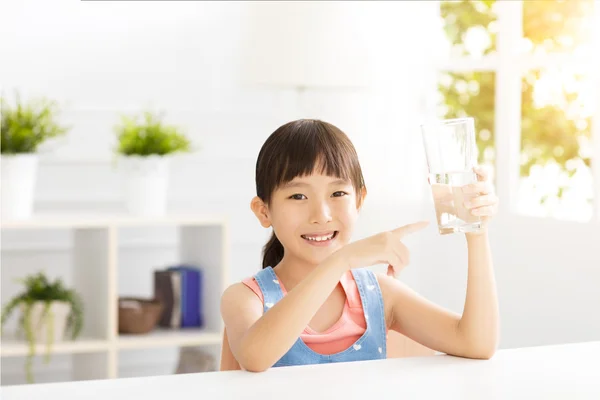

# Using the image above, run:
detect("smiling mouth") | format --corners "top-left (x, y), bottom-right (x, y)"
top-left (301, 231), bottom-right (338, 243)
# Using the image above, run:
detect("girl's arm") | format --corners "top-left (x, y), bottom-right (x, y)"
top-left (380, 167), bottom-right (500, 359)
top-left (220, 221), bottom-right (428, 372)
top-left (379, 231), bottom-right (499, 359)
top-left (219, 329), bottom-right (241, 371)
top-left (459, 232), bottom-right (499, 355)
top-left (220, 252), bottom-right (348, 372)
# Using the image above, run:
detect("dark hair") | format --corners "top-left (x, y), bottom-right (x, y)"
top-left (255, 119), bottom-right (366, 269)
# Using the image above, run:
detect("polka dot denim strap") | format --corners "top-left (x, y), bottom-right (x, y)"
top-left (252, 266), bottom-right (387, 367)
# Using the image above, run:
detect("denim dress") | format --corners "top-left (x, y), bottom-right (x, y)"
top-left (253, 266), bottom-right (387, 367)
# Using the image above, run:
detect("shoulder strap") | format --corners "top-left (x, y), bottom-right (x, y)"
top-left (253, 267), bottom-right (284, 312)
top-left (350, 267), bottom-right (385, 322)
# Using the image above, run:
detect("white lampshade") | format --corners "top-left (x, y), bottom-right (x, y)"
top-left (239, 2), bottom-right (370, 89)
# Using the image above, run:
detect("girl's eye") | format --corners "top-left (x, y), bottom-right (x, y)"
top-left (289, 194), bottom-right (307, 200)
top-left (332, 191), bottom-right (348, 197)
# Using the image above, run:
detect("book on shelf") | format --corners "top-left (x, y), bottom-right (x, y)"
top-left (153, 264), bottom-right (203, 329)
top-left (153, 270), bottom-right (179, 328)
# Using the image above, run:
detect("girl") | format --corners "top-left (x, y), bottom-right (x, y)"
top-left (220, 119), bottom-right (499, 372)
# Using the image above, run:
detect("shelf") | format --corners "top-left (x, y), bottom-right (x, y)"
top-left (0, 213), bottom-right (228, 229)
top-left (0, 337), bottom-right (110, 357)
top-left (117, 328), bottom-right (222, 350)
top-left (1, 329), bottom-right (222, 357)
top-left (1, 213), bottom-right (228, 383)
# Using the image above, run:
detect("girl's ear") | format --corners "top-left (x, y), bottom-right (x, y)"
top-left (251, 196), bottom-right (271, 228)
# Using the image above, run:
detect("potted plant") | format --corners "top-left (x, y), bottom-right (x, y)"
top-left (1, 93), bottom-right (69, 219)
top-left (0, 272), bottom-right (84, 384)
top-left (114, 110), bottom-right (192, 216)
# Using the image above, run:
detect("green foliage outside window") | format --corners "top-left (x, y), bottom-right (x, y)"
top-left (439, 0), bottom-right (594, 206)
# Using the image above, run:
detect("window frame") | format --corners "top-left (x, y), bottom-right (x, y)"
top-left (436, 0), bottom-right (600, 221)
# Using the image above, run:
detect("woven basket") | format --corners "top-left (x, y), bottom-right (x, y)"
top-left (118, 297), bottom-right (163, 334)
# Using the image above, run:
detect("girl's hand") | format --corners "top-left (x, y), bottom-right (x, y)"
top-left (462, 166), bottom-right (499, 231)
top-left (336, 221), bottom-right (429, 277)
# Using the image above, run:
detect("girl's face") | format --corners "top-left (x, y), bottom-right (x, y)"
top-left (253, 172), bottom-right (364, 267)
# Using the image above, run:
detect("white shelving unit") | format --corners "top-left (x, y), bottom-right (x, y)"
top-left (0, 214), bottom-right (229, 382)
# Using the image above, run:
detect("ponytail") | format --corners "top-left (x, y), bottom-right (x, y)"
top-left (262, 232), bottom-right (284, 269)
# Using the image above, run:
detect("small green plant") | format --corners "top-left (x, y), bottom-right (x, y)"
top-left (114, 110), bottom-right (192, 156)
top-left (1, 93), bottom-right (69, 154)
top-left (1, 272), bottom-right (84, 383)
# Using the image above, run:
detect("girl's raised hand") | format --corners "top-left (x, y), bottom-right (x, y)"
top-left (462, 166), bottom-right (499, 230)
top-left (337, 221), bottom-right (429, 277)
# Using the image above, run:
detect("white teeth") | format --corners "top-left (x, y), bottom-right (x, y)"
top-left (303, 233), bottom-right (335, 242)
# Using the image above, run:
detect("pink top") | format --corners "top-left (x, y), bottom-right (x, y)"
top-left (242, 270), bottom-right (384, 355)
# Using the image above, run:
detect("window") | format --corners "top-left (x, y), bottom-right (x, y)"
top-left (438, 1), bottom-right (497, 180)
top-left (438, 0), bottom-right (600, 221)
top-left (519, 66), bottom-right (594, 220)
top-left (437, 71), bottom-right (496, 173)
top-left (440, 0), bottom-right (497, 58)
top-left (518, 0), bottom-right (597, 221)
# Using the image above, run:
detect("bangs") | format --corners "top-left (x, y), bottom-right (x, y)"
top-left (255, 119), bottom-right (365, 203)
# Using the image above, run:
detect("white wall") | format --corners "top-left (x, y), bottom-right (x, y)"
top-left (0, 0), bottom-right (437, 384)
top-left (1, 0), bottom-right (598, 386)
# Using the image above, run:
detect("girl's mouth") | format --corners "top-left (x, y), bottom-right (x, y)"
top-left (301, 231), bottom-right (338, 246)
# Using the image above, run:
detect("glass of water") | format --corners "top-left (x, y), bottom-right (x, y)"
top-left (420, 117), bottom-right (482, 235)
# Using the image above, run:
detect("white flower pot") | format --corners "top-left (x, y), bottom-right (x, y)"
top-left (18, 301), bottom-right (71, 344)
top-left (1, 154), bottom-right (38, 220)
top-left (120, 155), bottom-right (170, 216)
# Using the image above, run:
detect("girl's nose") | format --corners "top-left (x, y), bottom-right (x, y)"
top-left (309, 202), bottom-right (332, 225)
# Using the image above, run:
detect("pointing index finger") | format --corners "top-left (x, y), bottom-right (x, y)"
top-left (392, 220), bottom-right (429, 238)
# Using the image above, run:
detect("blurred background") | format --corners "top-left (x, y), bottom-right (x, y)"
top-left (1, 0), bottom-right (599, 386)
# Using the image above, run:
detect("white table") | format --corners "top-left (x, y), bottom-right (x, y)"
top-left (2, 341), bottom-right (599, 400)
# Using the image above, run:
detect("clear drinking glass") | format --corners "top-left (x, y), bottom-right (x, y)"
top-left (420, 117), bottom-right (482, 234)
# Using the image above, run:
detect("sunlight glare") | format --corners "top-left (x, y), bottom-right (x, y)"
top-left (595, 2), bottom-right (600, 52)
